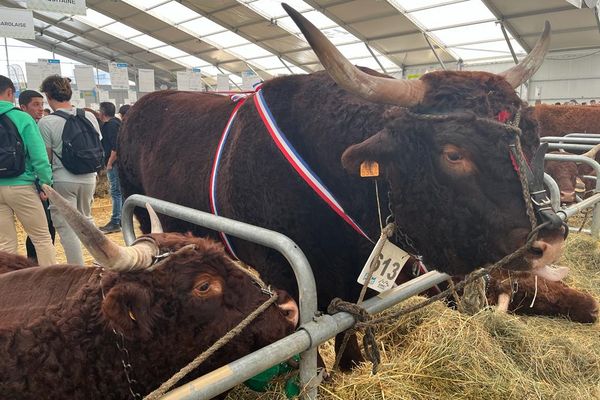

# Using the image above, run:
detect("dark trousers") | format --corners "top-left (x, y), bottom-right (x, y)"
top-left (26, 199), bottom-right (56, 263)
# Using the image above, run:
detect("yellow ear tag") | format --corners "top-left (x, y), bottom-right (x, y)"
top-left (360, 161), bottom-right (380, 178)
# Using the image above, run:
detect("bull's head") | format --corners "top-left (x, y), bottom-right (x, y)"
top-left (283, 5), bottom-right (566, 278)
top-left (42, 185), bottom-right (298, 350)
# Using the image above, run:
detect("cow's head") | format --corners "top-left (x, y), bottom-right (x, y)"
top-left (545, 144), bottom-right (600, 204)
top-left (42, 185), bottom-right (297, 366)
top-left (284, 4), bottom-right (566, 278)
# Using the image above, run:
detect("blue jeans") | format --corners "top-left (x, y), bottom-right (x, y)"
top-left (107, 165), bottom-right (122, 226)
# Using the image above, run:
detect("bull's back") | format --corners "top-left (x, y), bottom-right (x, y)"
top-left (534, 104), bottom-right (600, 136)
top-left (119, 91), bottom-right (237, 223)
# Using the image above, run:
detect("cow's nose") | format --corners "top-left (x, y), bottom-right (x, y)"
top-left (560, 190), bottom-right (576, 203)
top-left (276, 290), bottom-right (299, 327)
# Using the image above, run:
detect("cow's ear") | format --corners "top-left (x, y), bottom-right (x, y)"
top-left (101, 282), bottom-right (157, 340)
top-left (341, 128), bottom-right (396, 174)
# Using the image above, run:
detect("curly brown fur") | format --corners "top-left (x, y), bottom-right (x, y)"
top-left (534, 104), bottom-right (600, 137)
top-left (0, 233), bottom-right (295, 399)
top-left (0, 251), bottom-right (38, 274)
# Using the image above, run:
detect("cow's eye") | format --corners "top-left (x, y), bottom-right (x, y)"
top-left (445, 151), bottom-right (463, 162)
top-left (196, 282), bottom-right (210, 292)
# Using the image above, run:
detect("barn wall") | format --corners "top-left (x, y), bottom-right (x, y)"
top-left (402, 49), bottom-right (600, 105)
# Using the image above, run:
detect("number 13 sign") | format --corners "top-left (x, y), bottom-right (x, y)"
top-left (357, 237), bottom-right (411, 292)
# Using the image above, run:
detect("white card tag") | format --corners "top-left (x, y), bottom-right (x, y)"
top-left (357, 237), bottom-right (411, 292)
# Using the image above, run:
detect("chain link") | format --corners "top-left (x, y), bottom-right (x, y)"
top-left (99, 269), bottom-right (143, 400)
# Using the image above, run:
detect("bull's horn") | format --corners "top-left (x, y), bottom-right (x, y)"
top-left (146, 203), bottom-right (164, 233)
top-left (499, 21), bottom-right (551, 88)
top-left (43, 185), bottom-right (158, 271)
top-left (282, 3), bottom-right (426, 106)
top-left (582, 143), bottom-right (600, 160)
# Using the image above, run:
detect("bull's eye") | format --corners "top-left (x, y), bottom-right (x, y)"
top-left (445, 151), bottom-right (463, 162)
top-left (197, 282), bottom-right (210, 292)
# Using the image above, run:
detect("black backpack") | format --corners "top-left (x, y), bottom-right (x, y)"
top-left (0, 108), bottom-right (25, 178)
top-left (53, 109), bottom-right (104, 174)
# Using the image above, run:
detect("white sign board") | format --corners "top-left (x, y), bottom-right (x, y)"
top-left (0, 8), bottom-right (34, 40)
top-left (97, 89), bottom-right (109, 102)
top-left (27, 0), bottom-right (87, 15)
top-left (177, 71), bottom-right (190, 91)
top-left (138, 68), bottom-right (155, 93)
top-left (25, 62), bottom-right (42, 90)
top-left (217, 74), bottom-right (230, 91)
top-left (242, 70), bottom-right (261, 91)
top-left (38, 58), bottom-right (62, 79)
top-left (74, 65), bottom-right (95, 90)
top-left (109, 62), bottom-right (129, 90)
top-left (127, 90), bottom-right (137, 103)
top-left (189, 67), bottom-right (203, 91)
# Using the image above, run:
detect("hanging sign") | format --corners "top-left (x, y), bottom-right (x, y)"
top-left (25, 62), bottom-right (42, 89)
top-left (176, 71), bottom-right (190, 91)
top-left (189, 67), bottom-right (203, 91)
top-left (26, 0), bottom-right (87, 16)
top-left (127, 90), bottom-right (137, 103)
top-left (217, 74), bottom-right (230, 91)
top-left (242, 70), bottom-right (260, 91)
top-left (0, 8), bottom-right (34, 40)
top-left (357, 238), bottom-right (411, 292)
top-left (109, 62), bottom-right (129, 90)
top-left (137, 68), bottom-right (155, 93)
top-left (74, 65), bottom-right (95, 90)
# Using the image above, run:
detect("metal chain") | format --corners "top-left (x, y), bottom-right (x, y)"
top-left (98, 269), bottom-right (143, 400)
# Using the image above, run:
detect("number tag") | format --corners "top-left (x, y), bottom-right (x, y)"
top-left (357, 237), bottom-right (411, 292)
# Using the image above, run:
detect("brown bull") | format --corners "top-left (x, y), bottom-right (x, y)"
top-left (0, 186), bottom-right (297, 400)
top-left (119, 5), bottom-right (567, 369)
top-left (534, 104), bottom-right (600, 138)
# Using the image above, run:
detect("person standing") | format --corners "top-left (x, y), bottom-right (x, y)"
top-left (38, 75), bottom-right (103, 265)
top-left (0, 75), bottom-right (56, 266)
top-left (98, 102), bottom-right (122, 233)
top-left (18, 89), bottom-right (56, 262)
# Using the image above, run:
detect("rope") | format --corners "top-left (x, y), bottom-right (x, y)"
top-left (143, 293), bottom-right (279, 400)
top-left (328, 129), bottom-right (545, 372)
top-left (331, 223), bottom-right (395, 373)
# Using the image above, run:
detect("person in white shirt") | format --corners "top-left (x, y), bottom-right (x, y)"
top-left (38, 75), bottom-right (102, 265)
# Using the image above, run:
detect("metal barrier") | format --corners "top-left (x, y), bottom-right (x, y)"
top-left (566, 133), bottom-right (600, 138)
top-left (546, 143), bottom-right (595, 152)
top-left (541, 136), bottom-right (600, 145)
top-left (544, 154), bottom-right (600, 237)
top-left (121, 195), bottom-right (320, 398)
top-left (160, 271), bottom-right (451, 400)
top-left (544, 173), bottom-right (561, 211)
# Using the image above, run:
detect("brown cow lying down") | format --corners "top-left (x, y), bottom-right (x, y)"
top-left (400, 259), bottom-right (598, 323)
top-left (0, 187), bottom-right (298, 400)
top-left (486, 268), bottom-right (598, 323)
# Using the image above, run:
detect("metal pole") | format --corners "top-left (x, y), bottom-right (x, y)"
top-left (4, 38), bottom-right (9, 78)
top-left (541, 136), bottom-right (600, 144)
top-left (566, 133), bottom-right (600, 138)
top-left (159, 270), bottom-right (451, 400)
top-left (422, 33), bottom-right (446, 70)
top-left (121, 195), bottom-right (319, 398)
top-left (216, 65), bottom-right (241, 91)
top-left (278, 56), bottom-right (294, 75)
top-left (547, 143), bottom-right (595, 152)
top-left (543, 173), bottom-right (561, 211)
top-left (499, 22), bottom-right (519, 65)
top-left (364, 43), bottom-right (387, 74)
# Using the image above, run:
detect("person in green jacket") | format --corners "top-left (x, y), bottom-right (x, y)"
top-left (0, 75), bottom-right (56, 266)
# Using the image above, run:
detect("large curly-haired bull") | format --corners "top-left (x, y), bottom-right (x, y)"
top-left (0, 187), bottom-right (297, 400)
top-left (119, 5), bottom-right (568, 368)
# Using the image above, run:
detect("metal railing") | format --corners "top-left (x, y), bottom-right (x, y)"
top-left (121, 195), bottom-right (319, 398)
top-left (544, 154), bottom-right (600, 237)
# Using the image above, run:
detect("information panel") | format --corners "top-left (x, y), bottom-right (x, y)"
top-left (0, 8), bottom-right (34, 39)
top-left (137, 68), bottom-right (155, 93)
top-left (109, 62), bottom-right (129, 90)
top-left (74, 65), bottom-right (95, 90)
top-left (27, 0), bottom-right (87, 16)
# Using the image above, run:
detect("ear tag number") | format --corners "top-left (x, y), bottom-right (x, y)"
top-left (357, 236), bottom-right (410, 292)
top-left (360, 161), bottom-right (379, 177)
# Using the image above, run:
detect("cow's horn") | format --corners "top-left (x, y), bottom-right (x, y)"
top-left (282, 3), bottom-right (425, 106)
top-left (43, 185), bottom-right (158, 271)
top-left (582, 143), bottom-right (600, 159)
top-left (499, 21), bottom-right (551, 88)
top-left (146, 203), bottom-right (164, 233)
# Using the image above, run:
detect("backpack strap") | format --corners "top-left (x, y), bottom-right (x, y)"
top-left (53, 108), bottom-right (98, 133)
top-left (0, 107), bottom-right (21, 117)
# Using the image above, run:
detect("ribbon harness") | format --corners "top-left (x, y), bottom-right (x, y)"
top-left (210, 85), bottom-right (373, 258)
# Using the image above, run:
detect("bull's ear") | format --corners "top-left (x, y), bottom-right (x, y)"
top-left (341, 129), bottom-right (396, 174)
top-left (101, 282), bottom-right (157, 340)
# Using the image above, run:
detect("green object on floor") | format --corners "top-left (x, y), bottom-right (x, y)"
top-left (244, 355), bottom-right (301, 398)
